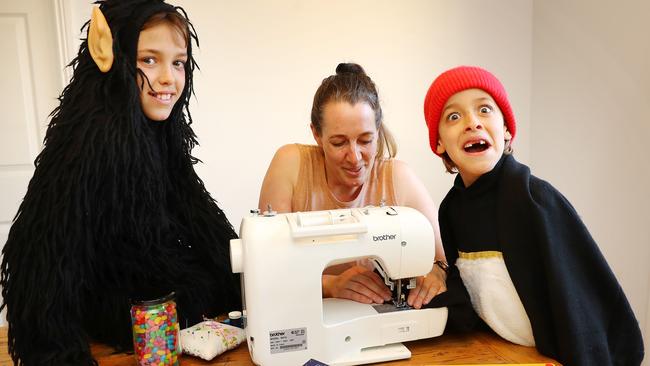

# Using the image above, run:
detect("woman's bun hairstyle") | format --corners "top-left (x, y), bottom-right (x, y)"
top-left (336, 62), bottom-right (366, 76)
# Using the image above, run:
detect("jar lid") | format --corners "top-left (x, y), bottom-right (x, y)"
top-left (131, 291), bottom-right (176, 306)
top-left (228, 310), bottom-right (242, 320)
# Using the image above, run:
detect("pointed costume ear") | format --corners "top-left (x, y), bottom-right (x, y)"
top-left (88, 7), bottom-right (114, 73)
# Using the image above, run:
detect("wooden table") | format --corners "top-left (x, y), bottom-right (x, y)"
top-left (0, 326), bottom-right (559, 365)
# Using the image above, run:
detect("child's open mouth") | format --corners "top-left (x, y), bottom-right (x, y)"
top-left (149, 92), bottom-right (174, 103)
top-left (463, 139), bottom-right (490, 153)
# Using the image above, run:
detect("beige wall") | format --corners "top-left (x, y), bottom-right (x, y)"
top-left (532, 0), bottom-right (650, 360)
top-left (169, 0), bottom-right (533, 224)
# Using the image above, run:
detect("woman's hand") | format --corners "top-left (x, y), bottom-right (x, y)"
top-left (322, 265), bottom-right (392, 304)
top-left (407, 264), bottom-right (447, 309)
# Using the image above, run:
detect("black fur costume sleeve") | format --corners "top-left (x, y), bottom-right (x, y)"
top-left (0, 1), bottom-right (241, 365)
top-left (439, 155), bottom-right (644, 365)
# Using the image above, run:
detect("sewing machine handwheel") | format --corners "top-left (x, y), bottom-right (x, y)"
top-left (230, 238), bottom-right (243, 273)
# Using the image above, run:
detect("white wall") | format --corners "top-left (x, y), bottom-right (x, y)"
top-left (169, 0), bottom-right (532, 226)
top-left (64, 0), bottom-right (533, 233)
top-left (531, 0), bottom-right (650, 361)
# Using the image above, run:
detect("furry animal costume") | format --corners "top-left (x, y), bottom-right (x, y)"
top-left (0, 1), bottom-right (241, 364)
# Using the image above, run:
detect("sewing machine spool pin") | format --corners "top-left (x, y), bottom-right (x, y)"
top-left (263, 204), bottom-right (276, 216)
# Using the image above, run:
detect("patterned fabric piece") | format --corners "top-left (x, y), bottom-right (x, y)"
top-left (179, 320), bottom-right (245, 361)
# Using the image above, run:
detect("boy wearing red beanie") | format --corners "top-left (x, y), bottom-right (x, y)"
top-left (424, 66), bottom-right (643, 365)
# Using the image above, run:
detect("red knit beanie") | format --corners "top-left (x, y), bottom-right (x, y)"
top-left (423, 66), bottom-right (516, 155)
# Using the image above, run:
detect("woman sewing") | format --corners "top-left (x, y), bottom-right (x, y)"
top-left (258, 63), bottom-right (447, 309)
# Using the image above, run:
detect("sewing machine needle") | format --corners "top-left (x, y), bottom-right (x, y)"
top-left (396, 279), bottom-right (402, 307)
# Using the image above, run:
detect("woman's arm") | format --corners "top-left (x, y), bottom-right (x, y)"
top-left (258, 144), bottom-right (301, 214)
top-left (392, 159), bottom-right (447, 309)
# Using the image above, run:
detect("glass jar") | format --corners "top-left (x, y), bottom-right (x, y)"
top-left (130, 292), bottom-right (181, 365)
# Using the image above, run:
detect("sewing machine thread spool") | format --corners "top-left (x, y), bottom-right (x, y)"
top-left (130, 292), bottom-right (180, 366)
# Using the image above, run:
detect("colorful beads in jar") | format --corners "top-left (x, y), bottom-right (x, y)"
top-left (130, 292), bottom-right (180, 365)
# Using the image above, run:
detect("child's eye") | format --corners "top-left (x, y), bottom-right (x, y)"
top-left (173, 60), bottom-right (187, 68)
top-left (446, 112), bottom-right (460, 121)
top-left (141, 57), bottom-right (155, 65)
top-left (479, 105), bottom-right (493, 114)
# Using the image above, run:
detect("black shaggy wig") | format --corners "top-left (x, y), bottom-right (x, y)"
top-left (0, 0), bottom-right (241, 364)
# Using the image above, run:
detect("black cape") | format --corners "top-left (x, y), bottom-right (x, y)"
top-left (437, 155), bottom-right (644, 365)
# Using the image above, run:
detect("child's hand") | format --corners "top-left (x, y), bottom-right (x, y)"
top-left (407, 265), bottom-right (447, 309)
top-left (322, 265), bottom-right (392, 304)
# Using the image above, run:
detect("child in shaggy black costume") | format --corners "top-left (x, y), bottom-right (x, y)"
top-left (423, 66), bottom-right (643, 365)
top-left (0, 0), bottom-right (241, 364)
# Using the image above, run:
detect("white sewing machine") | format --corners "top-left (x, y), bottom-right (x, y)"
top-left (230, 206), bottom-right (448, 366)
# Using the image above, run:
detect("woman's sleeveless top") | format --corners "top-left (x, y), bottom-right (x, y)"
top-left (291, 144), bottom-right (397, 211)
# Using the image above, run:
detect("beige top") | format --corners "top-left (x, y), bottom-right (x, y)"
top-left (291, 144), bottom-right (397, 212)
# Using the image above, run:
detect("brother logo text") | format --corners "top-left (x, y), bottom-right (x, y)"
top-left (372, 234), bottom-right (397, 242)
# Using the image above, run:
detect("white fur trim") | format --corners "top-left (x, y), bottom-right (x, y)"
top-left (457, 252), bottom-right (535, 346)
